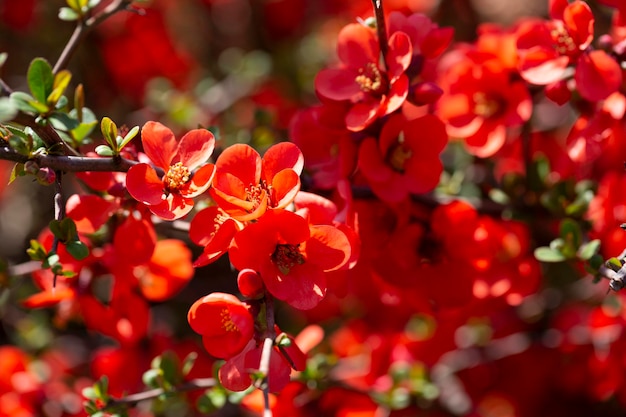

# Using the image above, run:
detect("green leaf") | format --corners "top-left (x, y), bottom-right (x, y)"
top-left (0, 52), bottom-right (7, 68)
top-left (182, 352), bottom-right (197, 377)
top-left (95, 144), bottom-right (114, 156)
top-left (59, 218), bottom-right (78, 240)
top-left (58, 7), bottom-right (79, 21)
top-left (82, 387), bottom-right (97, 400)
top-left (142, 369), bottom-right (162, 389)
top-left (534, 246), bottom-right (567, 263)
top-left (66, 240), bottom-right (89, 261)
top-left (72, 121), bottom-right (98, 144)
top-left (606, 257), bottom-right (623, 272)
top-left (9, 91), bottom-right (41, 114)
top-left (49, 112), bottom-right (79, 131)
top-left (0, 97), bottom-right (17, 123)
top-left (118, 125), bottom-right (139, 150)
top-left (8, 163), bottom-right (25, 184)
top-left (27, 58), bottom-right (54, 104)
top-left (26, 239), bottom-right (47, 261)
top-left (578, 239), bottom-right (601, 261)
top-left (49, 219), bottom-right (63, 241)
top-left (100, 117), bottom-right (118, 149)
top-left (47, 70), bottom-right (72, 106)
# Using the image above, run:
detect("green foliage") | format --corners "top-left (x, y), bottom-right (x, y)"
top-left (97, 117), bottom-right (139, 156)
top-left (49, 218), bottom-right (89, 261)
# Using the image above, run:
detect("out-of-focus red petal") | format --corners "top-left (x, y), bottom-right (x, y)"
top-left (384, 74), bottom-right (409, 115)
top-left (66, 194), bottom-right (117, 234)
top-left (294, 192), bottom-right (338, 225)
top-left (219, 341), bottom-right (254, 391)
top-left (575, 50), bottom-right (622, 102)
top-left (421, 27), bottom-right (455, 59)
top-left (464, 121), bottom-right (507, 158)
top-left (563, 0), bottom-right (594, 50)
top-left (386, 31), bottom-right (412, 79)
top-left (113, 215), bottom-right (156, 266)
top-left (22, 288), bottom-right (75, 308)
top-left (358, 137), bottom-right (393, 183)
top-left (173, 129), bottom-right (215, 170)
top-left (315, 68), bottom-right (362, 102)
top-left (262, 142), bottom-right (304, 180)
top-left (549, 0), bottom-right (569, 20)
top-left (140, 121), bottom-right (178, 170)
top-left (139, 239), bottom-right (193, 302)
top-left (244, 346), bottom-right (292, 392)
top-left (180, 163), bottom-right (215, 198)
top-left (337, 23), bottom-right (378, 69)
top-left (126, 163), bottom-right (164, 205)
top-left (519, 49), bottom-right (568, 85)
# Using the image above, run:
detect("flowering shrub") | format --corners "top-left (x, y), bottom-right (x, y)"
top-left (3, 0), bottom-right (626, 417)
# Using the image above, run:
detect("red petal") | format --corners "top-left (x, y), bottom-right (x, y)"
top-left (385, 31), bottom-right (412, 79)
top-left (22, 288), bottom-right (75, 308)
top-left (261, 260), bottom-right (326, 310)
top-left (306, 225), bottom-right (351, 271)
top-left (149, 194), bottom-right (194, 220)
top-left (180, 163), bottom-right (215, 198)
top-left (139, 239), bottom-right (193, 302)
top-left (519, 49), bottom-right (568, 85)
top-left (126, 164), bottom-right (164, 205)
top-left (173, 129), bottom-right (215, 170)
top-left (464, 121), bottom-right (507, 158)
top-left (270, 169), bottom-right (301, 209)
top-left (113, 215), bottom-right (156, 266)
top-left (315, 68), bottom-right (362, 102)
top-left (66, 194), bottom-right (116, 234)
top-left (575, 50), bottom-right (622, 102)
top-left (262, 142), bottom-right (304, 180)
top-left (421, 27), bottom-right (454, 59)
top-left (214, 143), bottom-right (261, 186)
top-left (337, 23), bottom-right (379, 69)
top-left (346, 99), bottom-right (381, 131)
top-left (358, 137), bottom-right (393, 183)
top-left (563, 1), bottom-right (594, 50)
top-left (140, 121), bottom-right (178, 170)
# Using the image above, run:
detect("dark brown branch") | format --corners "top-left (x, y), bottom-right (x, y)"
top-left (0, 146), bottom-right (139, 172)
top-left (371, 0), bottom-right (388, 66)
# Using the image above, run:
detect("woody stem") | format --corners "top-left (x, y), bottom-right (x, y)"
top-left (371, 0), bottom-right (388, 68)
top-left (260, 293), bottom-right (276, 417)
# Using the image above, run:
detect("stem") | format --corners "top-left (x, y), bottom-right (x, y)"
top-left (260, 294), bottom-right (276, 417)
top-left (0, 146), bottom-right (148, 173)
top-left (51, 171), bottom-right (64, 290)
top-left (53, 0), bottom-right (136, 73)
top-left (104, 378), bottom-right (216, 409)
top-left (371, 0), bottom-right (388, 66)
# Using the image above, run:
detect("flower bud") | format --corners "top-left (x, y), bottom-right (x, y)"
top-left (36, 167), bottom-right (56, 185)
top-left (23, 160), bottom-right (39, 175)
top-left (237, 268), bottom-right (264, 299)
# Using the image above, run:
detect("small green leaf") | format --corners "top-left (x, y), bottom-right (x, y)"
top-left (0, 52), bottom-right (7, 68)
top-left (58, 7), bottom-right (79, 21)
top-left (142, 369), bottom-right (162, 389)
top-left (8, 163), bottom-right (25, 184)
top-left (74, 84), bottom-right (84, 121)
top-left (27, 58), bottom-right (54, 104)
top-left (47, 70), bottom-right (72, 106)
top-left (66, 240), bottom-right (89, 260)
top-left (26, 239), bottom-right (47, 261)
top-left (59, 217), bottom-right (78, 240)
top-left (95, 145), bottom-right (114, 156)
top-left (82, 387), bottom-right (97, 400)
top-left (0, 97), bottom-right (17, 123)
top-left (182, 352), bottom-right (197, 377)
top-left (49, 219), bottom-right (63, 241)
top-left (9, 91), bottom-right (41, 114)
top-left (606, 257), bottom-right (623, 272)
top-left (559, 218), bottom-right (582, 248)
top-left (578, 239), bottom-right (601, 261)
top-left (534, 246), bottom-right (567, 263)
top-left (72, 121), bottom-right (98, 144)
top-left (118, 125), bottom-right (139, 150)
top-left (100, 117), bottom-right (118, 149)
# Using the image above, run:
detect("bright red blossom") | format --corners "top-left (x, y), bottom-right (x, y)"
top-left (229, 209), bottom-right (351, 310)
top-left (210, 142), bottom-right (304, 221)
top-left (187, 292), bottom-right (254, 359)
top-left (315, 23), bottom-right (412, 131)
top-left (126, 121), bottom-right (216, 220)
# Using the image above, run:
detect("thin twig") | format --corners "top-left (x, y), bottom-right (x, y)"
top-left (260, 294), bottom-right (276, 417)
top-left (104, 378), bottom-right (216, 409)
top-left (371, 0), bottom-right (388, 67)
top-left (51, 171), bottom-right (64, 289)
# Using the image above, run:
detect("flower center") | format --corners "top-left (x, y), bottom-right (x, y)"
top-left (386, 132), bottom-right (413, 173)
top-left (473, 92), bottom-right (501, 119)
top-left (220, 308), bottom-right (239, 332)
top-left (245, 181), bottom-right (272, 210)
top-left (272, 244), bottom-right (305, 275)
top-left (164, 162), bottom-right (191, 191)
top-left (355, 63), bottom-right (387, 96)
top-left (551, 24), bottom-right (577, 56)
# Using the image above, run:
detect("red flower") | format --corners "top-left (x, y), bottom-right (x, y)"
top-left (315, 23), bottom-right (412, 131)
top-left (437, 51), bottom-right (532, 157)
top-left (516, 0), bottom-right (621, 101)
top-left (228, 209), bottom-right (352, 310)
top-left (126, 121), bottom-right (216, 220)
top-left (189, 206), bottom-right (242, 267)
top-left (210, 142), bottom-right (303, 221)
top-left (358, 113), bottom-right (447, 202)
top-left (187, 292), bottom-right (254, 359)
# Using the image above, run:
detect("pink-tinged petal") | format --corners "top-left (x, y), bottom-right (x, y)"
top-left (244, 346), bottom-right (292, 392)
top-left (141, 121), bottom-right (178, 170)
top-left (346, 99), bottom-right (381, 132)
top-left (271, 169), bottom-right (301, 209)
top-left (386, 31), bottom-right (412, 79)
top-left (180, 163), bottom-right (215, 198)
top-left (563, 1), bottom-right (594, 50)
top-left (214, 143), bottom-right (261, 186)
top-left (66, 194), bottom-right (117, 234)
top-left (358, 137), bottom-right (393, 183)
top-left (173, 129), bottom-right (215, 170)
top-left (126, 163), bottom-right (165, 205)
top-left (306, 225), bottom-right (351, 272)
top-left (464, 121), bottom-right (507, 158)
top-left (219, 341), bottom-right (254, 391)
top-left (262, 142), bottom-right (304, 179)
top-left (337, 23), bottom-right (379, 69)
top-left (149, 194), bottom-right (194, 220)
top-left (575, 50), bottom-right (622, 102)
top-left (315, 68), bottom-right (362, 102)
top-left (260, 260), bottom-right (326, 310)
top-left (384, 74), bottom-right (409, 115)
top-left (519, 49), bottom-right (569, 85)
